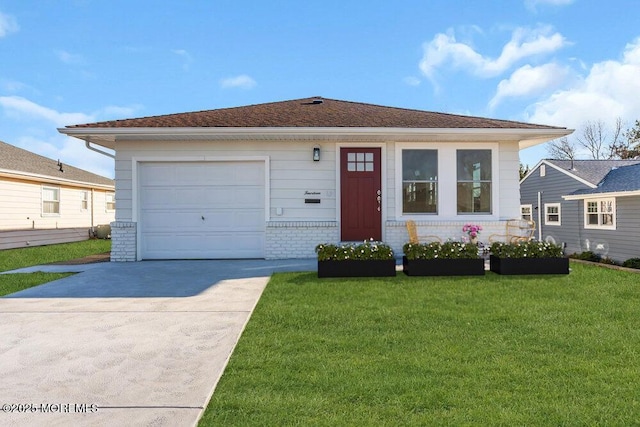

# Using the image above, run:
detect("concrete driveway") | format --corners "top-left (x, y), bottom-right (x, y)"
top-left (0, 259), bottom-right (316, 427)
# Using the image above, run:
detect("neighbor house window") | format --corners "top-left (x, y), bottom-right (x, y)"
top-left (545, 203), bottom-right (561, 225)
top-left (521, 204), bottom-right (532, 221)
top-left (402, 150), bottom-right (438, 214)
top-left (42, 186), bottom-right (60, 215)
top-left (81, 191), bottom-right (89, 210)
top-left (584, 198), bottom-right (615, 230)
top-left (106, 193), bottom-right (116, 211)
top-left (457, 150), bottom-right (491, 214)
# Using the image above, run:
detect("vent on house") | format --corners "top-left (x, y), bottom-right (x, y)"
top-left (311, 99), bottom-right (323, 104)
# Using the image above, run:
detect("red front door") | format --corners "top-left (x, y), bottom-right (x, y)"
top-left (340, 148), bottom-right (382, 241)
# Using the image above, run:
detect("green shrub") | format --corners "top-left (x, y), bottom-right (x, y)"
top-left (315, 240), bottom-right (394, 261)
top-left (622, 258), bottom-right (640, 269)
top-left (490, 241), bottom-right (564, 258)
top-left (570, 251), bottom-right (602, 262)
top-left (403, 241), bottom-right (479, 260)
top-left (599, 257), bottom-right (618, 265)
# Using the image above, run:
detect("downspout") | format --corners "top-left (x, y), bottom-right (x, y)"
top-left (537, 191), bottom-right (543, 241)
top-left (91, 188), bottom-right (95, 229)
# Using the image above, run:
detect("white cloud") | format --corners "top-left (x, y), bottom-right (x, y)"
top-left (404, 76), bottom-right (421, 86)
top-left (526, 38), bottom-right (640, 129)
top-left (0, 11), bottom-right (19, 37)
top-left (489, 63), bottom-right (570, 109)
top-left (55, 50), bottom-right (85, 65)
top-left (220, 74), bottom-right (257, 90)
top-left (172, 49), bottom-right (192, 71)
top-left (525, 0), bottom-right (574, 11)
top-left (420, 26), bottom-right (568, 81)
top-left (0, 96), bottom-right (94, 127)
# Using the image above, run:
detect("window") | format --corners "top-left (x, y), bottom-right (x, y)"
top-left (81, 191), bottom-right (89, 210)
top-left (347, 152), bottom-right (374, 172)
top-left (402, 150), bottom-right (438, 214)
top-left (540, 164), bottom-right (546, 177)
top-left (42, 186), bottom-right (60, 215)
top-left (584, 198), bottom-right (615, 230)
top-left (457, 150), bottom-right (491, 214)
top-left (545, 203), bottom-right (561, 225)
top-left (521, 204), bottom-right (532, 221)
top-left (106, 193), bottom-right (116, 211)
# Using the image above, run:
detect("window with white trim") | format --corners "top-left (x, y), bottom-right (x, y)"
top-left (521, 204), bottom-right (532, 221)
top-left (42, 186), bottom-right (60, 215)
top-left (544, 203), bottom-right (561, 225)
top-left (584, 198), bottom-right (615, 230)
top-left (81, 191), bottom-right (89, 210)
top-left (106, 193), bottom-right (116, 211)
top-left (402, 149), bottom-right (438, 214)
top-left (457, 149), bottom-right (492, 214)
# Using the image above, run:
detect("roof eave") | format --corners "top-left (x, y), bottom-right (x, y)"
top-left (563, 189), bottom-right (640, 200)
top-left (59, 127), bottom-right (573, 150)
top-left (0, 169), bottom-right (114, 190)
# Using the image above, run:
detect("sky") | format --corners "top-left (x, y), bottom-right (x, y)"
top-left (1, 0), bottom-right (639, 179)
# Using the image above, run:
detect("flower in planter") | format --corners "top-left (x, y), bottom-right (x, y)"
top-left (403, 241), bottom-right (480, 260)
top-left (489, 240), bottom-right (564, 258)
top-left (462, 223), bottom-right (482, 239)
top-left (315, 239), bottom-right (394, 261)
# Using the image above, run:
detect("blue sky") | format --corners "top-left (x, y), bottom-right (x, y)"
top-left (1, 0), bottom-right (639, 178)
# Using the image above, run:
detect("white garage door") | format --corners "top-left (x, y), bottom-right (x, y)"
top-left (139, 161), bottom-right (265, 259)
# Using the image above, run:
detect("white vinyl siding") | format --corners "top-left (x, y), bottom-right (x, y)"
top-left (0, 178), bottom-right (114, 231)
top-left (544, 203), bottom-right (561, 225)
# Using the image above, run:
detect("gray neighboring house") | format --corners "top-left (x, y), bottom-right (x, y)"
top-left (520, 159), bottom-right (640, 262)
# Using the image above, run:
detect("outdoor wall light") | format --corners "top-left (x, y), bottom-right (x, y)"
top-left (313, 146), bottom-right (321, 161)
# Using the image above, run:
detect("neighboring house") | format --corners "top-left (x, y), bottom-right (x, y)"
top-left (0, 140), bottom-right (115, 249)
top-left (520, 159), bottom-right (640, 262)
top-left (59, 96), bottom-right (570, 261)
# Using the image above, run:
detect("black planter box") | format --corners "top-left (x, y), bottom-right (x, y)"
top-left (317, 259), bottom-right (397, 278)
top-left (489, 255), bottom-right (569, 275)
top-left (403, 256), bottom-right (485, 276)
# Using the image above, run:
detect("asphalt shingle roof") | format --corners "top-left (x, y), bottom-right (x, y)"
top-left (570, 163), bottom-right (640, 195)
top-left (0, 140), bottom-right (114, 187)
top-left (66, 97), bottom-right (567, 130)
top-left (546, 159), bottom-right (640, 186)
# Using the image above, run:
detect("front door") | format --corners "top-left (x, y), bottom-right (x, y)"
top-left (340, 147), bottom-right (382, 241)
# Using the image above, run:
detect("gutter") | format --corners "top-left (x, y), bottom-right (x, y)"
top-left (85, 139), bottom-right (115, 159)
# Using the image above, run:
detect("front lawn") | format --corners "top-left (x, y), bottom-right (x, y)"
top-left (0, 239), bottom-right (111, 296)
top-left (201, 262), bottom-right (640, 426)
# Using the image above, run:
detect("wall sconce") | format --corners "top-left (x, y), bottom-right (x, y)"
top-left (313, 146), bottom-right (321, 161)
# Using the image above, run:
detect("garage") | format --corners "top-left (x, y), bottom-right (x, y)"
top-left (139, 161), bottom-right (265, 259)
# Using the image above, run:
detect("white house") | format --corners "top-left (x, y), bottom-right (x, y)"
top-left (0, 140), bottom-right (115, 249)
top-left (59, 97), bottom-right (571, 261)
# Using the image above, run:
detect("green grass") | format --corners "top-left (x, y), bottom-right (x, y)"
top-left (201, 263), bottom-right (640, 426)
top-left (0, 239), bottom-right (110, 272)
top-left (0, 239), bottom-right (111, 296)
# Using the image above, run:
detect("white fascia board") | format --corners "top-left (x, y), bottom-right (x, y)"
top-left (543, 160), bottom-right (598, 188)
top-left (563, 190), bottom-right (640, 200)
top-left (0, 169), bottom-right (114, 190)
top-left (59, 126), bottom-right (572, 145)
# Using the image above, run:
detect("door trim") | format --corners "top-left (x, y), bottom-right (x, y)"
top-left (335, 143), bottom-right (387, 241)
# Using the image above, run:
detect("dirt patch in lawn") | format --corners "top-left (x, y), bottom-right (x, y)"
top-left (48, 252), bottom-right (111, 265)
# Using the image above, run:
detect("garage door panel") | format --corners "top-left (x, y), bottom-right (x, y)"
top-left (139, 161), bottom-right (265, 259)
